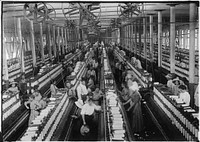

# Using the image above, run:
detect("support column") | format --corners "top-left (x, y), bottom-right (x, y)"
top-left (57, 27), bottom-right (61, 56)
top-left (131, 23), bottom-right (134, 55)
top-left (139, 18), bottom-right (142, 57)
top-left (47, 24), bottom-right (52, 61)
top-left (127, 25), bottom-right (129, 49)
top-left (149, 15), bottom-right (154, 63)
top-left (128, 25), bottom-right (130, 49)
top-left (123, 26), bottom-right (125, 48)
top-left (64, 28), bottom-right (67, 54)
top-left (122, 26), bottom-right (125, 47)
top-left (61, 27), bottom-right (64, 55)
top-left (143, 17), bottom-right (147, 69)
top-left (3, 37), bottom-right (9, 86)
top-left (121, 27), bottom-right (123, 47)
top-left (117, 28), bottom-right (120, 44)
top-left (178, 29), bottom-right (182, 48)
top-left (169, 5), bottom-right (176, 73)
top-left (125, 25), bottom-right (128, 49)
top-left (130, 24), bottom-right (132, 50)
top-left (52, 25), bottom-right (57, 58)
top-left (17, 18), bottom-right (25, 73)
top-left (76, 27), bottom-right (79, 47)
top-left (39, 23), bottom-right (45, 62)
top-left (183, 29), bottom-right (187, 49)
top-left (30, 20), bottom-right (36, 67)
top-left (27, 38), bottom-right (31, 51)
top-left (120, 27), bottom-right (122, 45)
top-left (72, 29), bottom-right (74, 49)
top-left (66, 28), bottom-right (69, 52)
top-left (189, 3), bottom-right (197, 107)
top-left (69, 29), bottom-right (71, 50)
top-left (157, 10), bottom-right (163, 67)
top-left (134, 20), bottom-right (137, 56)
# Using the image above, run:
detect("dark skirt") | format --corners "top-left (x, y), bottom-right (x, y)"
top-left (81, 114), bottom-right (96, 140)
top-left (130, 102), bottom-right (144, 133)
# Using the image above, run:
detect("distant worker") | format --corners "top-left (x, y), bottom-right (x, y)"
top-left (87, 77), bottom-right (95, 91)
top-left (50, 80), bottom-right (58, 98)
top-left (135, 59), bottom-right (142, 69)
top-left (123, 82), bottom-right (144, 133)
top-left (165, 73), bottom-right (176, 91)
top-left (18, 73), bottom-right (28, 103)
top-left (65, 81), bottom-right (76, 99)
top-left (92, 87), bottom-right (103, 105)
top-left (32, 85), bottom-right (46, 109)
top-left (77, 77), bottom-right (88, 103)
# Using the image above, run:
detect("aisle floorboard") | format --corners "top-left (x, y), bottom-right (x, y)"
top-left (69, 115), bottom-right (99, 141)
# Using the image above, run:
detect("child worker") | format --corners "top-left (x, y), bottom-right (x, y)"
top-left (24, 95), bottom-right (40, 126)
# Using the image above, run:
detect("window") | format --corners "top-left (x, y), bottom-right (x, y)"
top-left (187, 30), bottom-right (190, 49)
top-left (166, 31), bottom-right (169, 47)
top-left (162, 32), bottom-right (166, 46)
top-left (181, 30), bottom-right (184, 48)
top-left (195, 29), bottom-right (198, 50)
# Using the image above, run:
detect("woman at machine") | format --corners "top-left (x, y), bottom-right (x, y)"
top-left (92, 86), bottom-right (103, 105)
top-left (77, 77), bottom-right (89, 103)
top-left (7, 81), bottom-right (19, 93)
top-left (72, 81), bottom-right (97, 119)
top-left (87, 76), bottom-right (95, 91)
top-left (165, 73), bottom-right (176, 89)
top-left (86, 67), bottom-right (92, 80)
top-left (73, 77), bottom-right (89, 118)
top-left (18, 73), bottom-right (28, 103)
top-left (171, 77), bottom-right (184, 96)
top-left (65, 81), bottom-right (76, 99)
top-left (178, 84), bottom-right (191, 106)
top-left (118, 82), bottom-right (129, 104)
top-left (165, 73), bottom-right (185, 95)
top-left (50, 80), bottom-right (58, 98)
top-left (92, 59), bottom-right (99, 84)
top-left (80, 97), bottom-right (101, 136)
top-left (90, 68), bottom-right (96, 84)
top-left (123, 73), bottom-right (143, 134)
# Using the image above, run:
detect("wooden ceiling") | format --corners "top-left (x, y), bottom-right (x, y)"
top-left (2, 1), bottom-right (198, 35)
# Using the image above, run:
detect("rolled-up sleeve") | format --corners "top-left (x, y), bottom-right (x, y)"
top-left (77, 85), bottom-right (82, 100)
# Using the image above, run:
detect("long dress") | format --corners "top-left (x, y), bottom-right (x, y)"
top-left (129, 90), bottom-right (144, 133)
